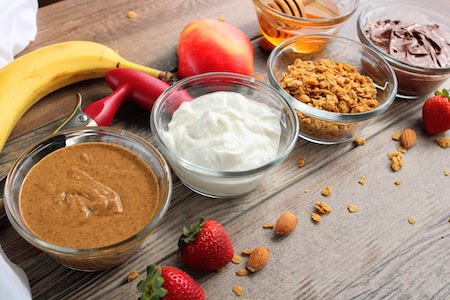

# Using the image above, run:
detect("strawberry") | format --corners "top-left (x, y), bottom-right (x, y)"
top-left (178, 217), bottom-right (234, 271)
top-left (422, 89), bottom-right (450, 135)
top-left (137, 264), bottom-right (205, 300)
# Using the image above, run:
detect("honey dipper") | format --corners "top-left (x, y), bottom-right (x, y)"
top-left (267, 0), bottom-right (317, 18)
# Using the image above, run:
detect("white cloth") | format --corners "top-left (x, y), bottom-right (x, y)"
top-left (0, 2), bottom-right (37, 298)
top-left (0, 0), bottom-right (38, 68)
top-left (0, 245), bottom-right (32, 299)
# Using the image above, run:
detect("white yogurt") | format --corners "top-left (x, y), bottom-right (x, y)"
top-left (163, 91), bottom-right (281, 172)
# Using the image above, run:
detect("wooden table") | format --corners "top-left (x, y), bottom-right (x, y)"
top-left (1, 0), bottom-right (449, 299)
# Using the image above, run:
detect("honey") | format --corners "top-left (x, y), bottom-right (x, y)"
top-left (252, 0), bottom-right (344, 50)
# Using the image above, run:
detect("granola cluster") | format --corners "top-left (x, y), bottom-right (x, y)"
top-left (279, 58), bottom-right (379, 140)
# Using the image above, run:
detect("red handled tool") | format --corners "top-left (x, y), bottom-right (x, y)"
top-left (56, 68), bottom-right (172, 131)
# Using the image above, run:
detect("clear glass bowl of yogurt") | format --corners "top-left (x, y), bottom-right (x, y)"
top-left (150, 72), bottom-right (299, 198)
top-left (357, 0), bottom-right (450, 99)
top-left (4, 127), bottom-right (172, 271)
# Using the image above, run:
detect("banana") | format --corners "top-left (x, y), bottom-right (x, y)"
top-left (0, 40), bottom-right (172, 153)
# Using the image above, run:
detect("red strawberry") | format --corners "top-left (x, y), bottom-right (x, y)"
top-left (422, 89), bottom-right (450, 135)
top-left (178, 217), bottom-right (234, 271)
top-left (137, 264), bottom-right (205, 300)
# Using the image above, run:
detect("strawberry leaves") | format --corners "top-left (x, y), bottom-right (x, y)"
top-left (137, 264), bottom-right (168, 300)
top-left (435, 89), bottom-right (449, 97)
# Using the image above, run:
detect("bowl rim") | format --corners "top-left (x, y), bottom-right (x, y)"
top-left (4, 127), bottom-right (173, 256)
top-left (150, 71), bottom-right (299, 178)
top-left (252, 0), bottom-right (360, 24)
top-left (267, 34), bottom-right (398, 123)
top-left (356, 0), bottom-right (450, 74)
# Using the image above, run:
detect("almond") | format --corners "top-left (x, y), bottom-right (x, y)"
top-left (246, 245), bottom-right (270, 272)
top-left (275, 211), bottom-right (298, 235)
top-left (400, 128), bottom-right (416, 148)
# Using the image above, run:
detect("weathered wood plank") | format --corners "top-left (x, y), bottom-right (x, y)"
top-left (105, 102), bottom-right (450, 300)
top-left (0, 0), bottom-right (449, 299)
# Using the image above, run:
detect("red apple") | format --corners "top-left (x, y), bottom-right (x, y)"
top-left (177, 19), bottom-right (254, 78)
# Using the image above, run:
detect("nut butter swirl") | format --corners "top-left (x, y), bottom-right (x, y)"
top-left (53, 167), bottom-right (123, 220)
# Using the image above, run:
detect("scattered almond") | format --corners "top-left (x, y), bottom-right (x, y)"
top-left (246, 245), bottom-right (270, 272)
top-left (304, 189), bottom-right (309, 193)
top-left (445, 170), bottom-right (450, 176)
top-left (242, 249), bottom-right (253, 255)
top-left (408, 217), bottom-right (416, 225)
top-left (262, 223), bottom-right (274, 229)
top-left (321, 186), bottom-right (332, 196)
top-left (395, 179), bottom-right (401, 185)
top-left (347, 204), bottom-right (358, 213)
top-left (353, 137), bottom-right (366, 145)
top-left (315, 201), bottom-right (332, 214)
top-left (436, 137), bottom-right (450, 148)
top-left (400, 129), bottom-right (416, 148)
top-left (236, 268), bottom-right (249, 276)
top-left (218, 16), bottom-right (226, 22)
top-left (232, 285), bottom-right (243, 296)
top-left (231, 254), bottom-right (242, 264)
top-left (127, 269), bottom-right (139, 282)
top-left (275, 211), bottom-right (298, 235)
top-left (127, 11), bottom-right (137, 19)
top-left (358, 175), bottom-right (366, 185)
top-left (392, 132), bottom-right (401, 141)
top-left (311, 212), bottom-right (322, 222)
top-left (298, 157), bottom-right (306, 167)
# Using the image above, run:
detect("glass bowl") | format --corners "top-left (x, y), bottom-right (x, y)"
top-left (150, 72), bottom-right (299, 198)
top-left (268, 34), bottom-right (398, 144)
top-left (357, 0), bottom-right (450, 99)
top-left (252, 0), bottom-right (359, 49)
top-left (4, 127), bottom-right (172, 271)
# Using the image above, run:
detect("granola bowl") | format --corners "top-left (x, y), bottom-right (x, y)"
top-left (357, 0), bottom-right (450, 99)
top-left (268, 34), bottom-right (397, 144)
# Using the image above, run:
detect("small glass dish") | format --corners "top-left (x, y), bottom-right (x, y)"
top-left (150, 72), bottom-right (299, 198)
top-left (357, 0), bottom-right (450, 99)
top-left (4, 127), bottom-right (172, 271)
top-left (252, 0), bottom-right (359, 48)
top-left (268, 34), bottom-right (397, 144)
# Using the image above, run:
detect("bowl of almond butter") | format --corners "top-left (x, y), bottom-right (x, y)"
top-left (268, 34), bottom-right (398, 144)
top-left (4, 127), bottom-right (172, 271)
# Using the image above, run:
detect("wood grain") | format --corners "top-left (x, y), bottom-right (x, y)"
top-left (0, 0), bottom-right (449, 299)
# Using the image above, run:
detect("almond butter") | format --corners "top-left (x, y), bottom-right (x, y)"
top-left (400, 128), bottom-right (416, 149)
top-left (246, 245), bottom-right (270, 272)
top-left (275, 211), bottom-right (298, 235)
